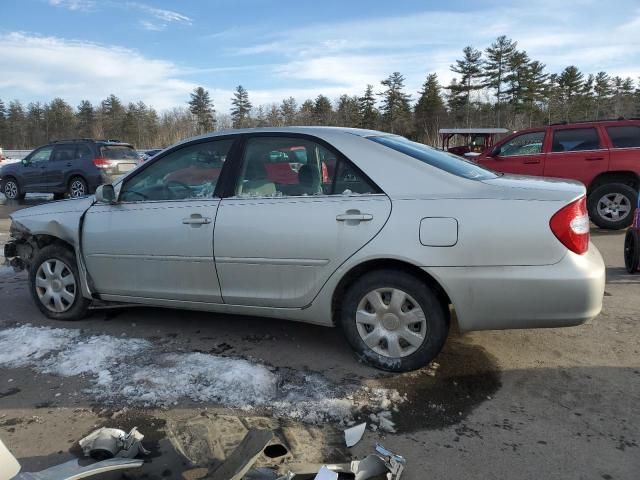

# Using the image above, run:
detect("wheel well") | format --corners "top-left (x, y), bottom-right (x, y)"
top-left (588, 171), bottom-right (640, 194)
top-left (68, 175), bottom-right (87, 187)
top-left (15, 234), bottom-right (74, 268)
top-left (330, 259), bottom-right (452, 326)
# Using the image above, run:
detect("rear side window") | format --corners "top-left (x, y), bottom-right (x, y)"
top-left (51, 145), bottom-right (77, 162)
top-left (607, 126), bottom-right (640, 148)
top-left (552, 128), bottom-right (601, 152)
top-left (100, 145), bottom-right (139, 160)
top-left (369, 135), bottom-right (497, 180)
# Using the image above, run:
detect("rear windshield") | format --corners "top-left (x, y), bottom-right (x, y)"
top-left (100, 145), bottom-right (139, 160)
top-left (369, 135), bottom-right (498, 180)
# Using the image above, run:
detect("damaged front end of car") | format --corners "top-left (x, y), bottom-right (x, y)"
top-left (3, 220), bottom-right (36, 272)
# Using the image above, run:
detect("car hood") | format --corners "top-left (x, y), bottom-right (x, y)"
top-left (10, 196), bottom-right (94, 221)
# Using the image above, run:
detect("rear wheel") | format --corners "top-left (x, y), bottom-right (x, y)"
top-left (28, 244), bottom-right (90, 320)
top-left (624, 229), bottom-right (640, 274)
top-left (338, 269), bottom-right (449, 372)
top-left (588, 183), bottom-right (637, 230)
top-left (68, 176), bottom-right (88, 198)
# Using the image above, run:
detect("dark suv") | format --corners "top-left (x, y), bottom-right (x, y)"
top-left (477, 119), bottom-right (640, 229)
top-left (0, 139), bottom-right (139, 200)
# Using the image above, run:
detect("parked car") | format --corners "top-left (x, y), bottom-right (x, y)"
top-left (439, 128), bottom-right (509, 157)
top-left (0, 139), bottom-right (139, 200)
top-left (476, 119), bottom-right (640, 229)
top-left (3, 127), bottom-right (605, 372)
top-left (138, 149), bottom-right (163, 162)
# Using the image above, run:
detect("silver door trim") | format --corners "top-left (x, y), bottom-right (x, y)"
top-left (216, 256), bottom-right (330, 266)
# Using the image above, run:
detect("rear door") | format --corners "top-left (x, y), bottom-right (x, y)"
top-left (478, 130), bottom-right (546, 176)
top-left (21, 146), bottom-right (53, 191)
top-left (82, 138), bottom-right (236, 302)
top-left (48, 144), bottom-right (78, 189)
top-left (543, 126), bottom-right (609, 186)
top-left (213, 134), bottom-right (391, 308)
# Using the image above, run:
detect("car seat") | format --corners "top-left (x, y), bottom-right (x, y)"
top-left (239, 154), bottom-right (276, 196)
top-left (298, 164), bottom-right (322, 195)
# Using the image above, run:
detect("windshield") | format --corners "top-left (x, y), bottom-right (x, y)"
top-left (369, 135), bottom-right (498, 180)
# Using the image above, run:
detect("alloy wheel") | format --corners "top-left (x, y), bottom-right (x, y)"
top-left (355, 287), bottom-right (428, 358)
top-left (70, 180), bottom-right (86, 198)
top-left (35, 259), bottom-right (77, 313)
top-left (4, 181), bottom-right (18, 199)
top-left (597, 193), bottom-right (631, 222)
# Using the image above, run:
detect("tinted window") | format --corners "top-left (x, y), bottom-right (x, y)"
top-left (498, 131), bottom-right (544, 156)
top-left (100, 145), bottom-right (139, 160)
top-left (369, 135), bottom-right (497, 180)
top-left (28, 146), bottom-right (53, 163)
top-left (51, 145), bottom-right (77, 162)
top-left (552, 128), bottom-right (601, 152)
top-left (235, 136), bottom-right (379, 197)
top-left (77, 144), bottom-right (93, 160)
top-left (607, 126), bottom-right (640, 148)
top-left (120, 139), bottom-right (233, 202)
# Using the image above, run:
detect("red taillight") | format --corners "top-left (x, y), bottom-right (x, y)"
top-left (550, 196), bottom-right (590, 255)
top-left (93, 157), bottom-right (114, 168)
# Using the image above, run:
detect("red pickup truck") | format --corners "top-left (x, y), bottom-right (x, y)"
top-left (476, 119), bottom-right (640, 229)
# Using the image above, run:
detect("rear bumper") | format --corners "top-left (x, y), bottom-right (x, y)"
top-left (428, 244), bottom-right (605, 331)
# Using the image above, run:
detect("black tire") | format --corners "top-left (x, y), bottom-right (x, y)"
top-left (338, 269), bottom-right (449, 372)
top-left (624, 229), bottom-right (640, 274)
top-left (588, 183), bottom-right (638, 230)
top-left (67, 176), bottom-right (88, 198)
top-left (2, 177), bottom-right (24, 200)
top-left (28, 244), bottom-right (91, 321)
top-left (53, 192), bottom-right (66, 200)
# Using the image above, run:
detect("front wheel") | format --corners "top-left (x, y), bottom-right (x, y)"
top-left (2, 178), bottom-right (24, 200)
top-left (338, 270), bottom-right (449, 372)
top-left (624, 229), bottom-right (640, 274)
top-left (588, 183), bottom-right (637, 230)
top-left (29, 244), bottom-right (91, 320)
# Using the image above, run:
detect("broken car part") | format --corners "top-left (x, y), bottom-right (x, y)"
top-left (313, 466), bottom-right (338, 480)
top-left (1, 437), bottom-right (143, 480)
top-left (206, 428), bottom-right (273, 480)
top-left (78, 427), bottom-right (149, 459)
top-left (344, 423), bottom-right (366, 448)
top-left (374, 444), bottom-right (406, 480)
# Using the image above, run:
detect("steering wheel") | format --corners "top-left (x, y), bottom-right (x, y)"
top-left (166, 180), bottom-right (193, 199)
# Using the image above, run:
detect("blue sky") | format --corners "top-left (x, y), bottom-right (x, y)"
top-left (1, 0), bottom-right (639, 113)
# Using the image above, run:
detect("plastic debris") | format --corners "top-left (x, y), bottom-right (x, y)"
top-left (207, 428), bottom-right (273, 480)
top-left (78, 426), bottom-right (149, 459)
top-left (344, 422), bottom-right (366, 448)
top-left (313, 466), bottom-right (338, 480)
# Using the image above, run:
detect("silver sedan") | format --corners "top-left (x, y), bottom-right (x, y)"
top-left (4, 127), bottom-right (605, 371)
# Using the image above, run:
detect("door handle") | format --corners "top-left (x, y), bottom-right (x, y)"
top-left (336, 210), bottom-right (373, 222)
top-left (523, 158), bottom-right (541, 164)
top-left (585, 157), bottom-right (604, 161)
top-left (182, 214), bottom-right (211, 225)
top-left (66, 162), bottom-right (73, 167)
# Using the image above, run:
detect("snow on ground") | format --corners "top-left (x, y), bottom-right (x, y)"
top-left (0, 324), bottom-right (404, 429)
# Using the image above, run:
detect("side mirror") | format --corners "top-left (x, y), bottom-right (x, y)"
top-left (21, 158), bottom-right (29, 166)
top-left (95, 184), bottom-right (116, 203)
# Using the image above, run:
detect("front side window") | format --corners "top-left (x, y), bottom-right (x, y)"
top-left (370, 135), bottom-right (497, 180)
top-left (497, 131), bottom-right (544, 156)
top-left (120, 139), bottom-right (233, 202)
top-left (607, 126), bottom-right (640, 148)
top-left (28, 146), bottom-right (53, 164)
top-left (235, 136), bottom-right (378, 197)
top-left (552, 128), bottom-right (601, 152)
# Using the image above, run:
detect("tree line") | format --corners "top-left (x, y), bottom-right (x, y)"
top-left (1, 35), bottom-right (639, 150)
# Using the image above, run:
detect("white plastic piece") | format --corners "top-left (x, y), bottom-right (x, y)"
top-left (313, 466), bottom-right (338, 480)
top-left (344, 422), bottom-right (367, 448)
top-left (78, 427), bottom-right (149, 459)
top-left (0, 438), bottom-right (21, 480)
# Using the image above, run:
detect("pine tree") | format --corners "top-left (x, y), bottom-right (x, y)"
top-left (0, 99), bottom-right (6, 148)
top-left (483, 36), bottom-right (517, 125)
top-left (230, 85), bottom-right (252, 128)
top-left (100, 94), bottom-right (125, 139)
top-left (313, 94), bottom-right (333, 125)
top-left (26, 102), bottom-right (46, 147)
top-left (358, 85), bottom-right (378, 129)
top-left (46, 98), bottom-right (75, 141)
top-left (557, 66), bottom-right (584, 121)
top-left (335, 95), bottom-right (361, 127)
top-left (379, 72), bottom-right (412, 134)
top-left (414, 73), bottom-right (446, 143)
top-left (76, 100), bottom-right (95, 138)
top-left (298, 99), bottom-right (315, 125)
top-left (265, 104), bottom-right (282, 126)
top-left (7, 101), bottom-right (26, 148)
top-left (188, 86), bottom-right (215, 134)
top-left (280, 97), bottom-right (297, 126)
top-left (593, 72), bottom-right (611, 120)
top-left (450, 46), bottom-right (483, 127)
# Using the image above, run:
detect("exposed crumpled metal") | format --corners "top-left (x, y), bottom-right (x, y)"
top-left (78, 426), bottom-right (150, 459)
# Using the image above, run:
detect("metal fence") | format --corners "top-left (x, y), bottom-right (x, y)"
top-left (2, 150), bottom-right (32, 160)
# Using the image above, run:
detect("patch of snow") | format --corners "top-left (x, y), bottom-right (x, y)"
top-left (0, 324), bottom-right (405, 428)
top-left (0, 325), bottom-right (80, 368)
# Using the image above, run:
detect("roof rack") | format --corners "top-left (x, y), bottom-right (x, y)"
top-left (550, 117), bottom-right (638, 126)
top-left (51, 138), bottom-right (94, 143)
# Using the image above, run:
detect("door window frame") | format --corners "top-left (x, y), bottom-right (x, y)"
top-left (547, 126), bottom-right (607, 155)
top-left (218, 132), bottom-right (385, 199)
top-left (114, 135), bottom-right (242, 204)
top-left (493, 130), bottom-right (547, 157)
top-left (24, 145), bottom-right (54, 164)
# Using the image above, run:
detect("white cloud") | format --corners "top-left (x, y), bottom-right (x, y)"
top-left (48, 0), bottom-right (95, 11)
top-left (0, 32), bottom-right (196, 110)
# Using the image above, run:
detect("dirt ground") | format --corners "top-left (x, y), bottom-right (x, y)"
top-left (0, 196), bottom-right (638, 480)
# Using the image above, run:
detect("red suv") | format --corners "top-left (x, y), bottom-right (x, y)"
top-left (477, 119), bottom-right (640, 229)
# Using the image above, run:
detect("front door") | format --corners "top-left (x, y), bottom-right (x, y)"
top-left (214, 135), bottom-right (392, 308)
top-left (82, 138), bottom-right (236, 302)
top-left (21, 146), bottom-right (53, 191)
top-left (478, 130), bottom-right (546, 176)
